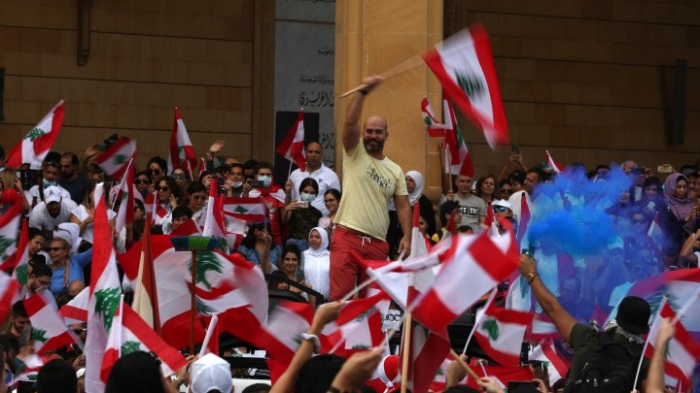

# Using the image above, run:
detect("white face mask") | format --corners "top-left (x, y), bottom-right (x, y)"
top-left (231, 181), bottom-right (243, 188)
top-left (43, 178), bottom-right (57, 187)
top-left (258, 175), bottom-right (272, 188)
top-left (300, 193), bottom-right (316, 203)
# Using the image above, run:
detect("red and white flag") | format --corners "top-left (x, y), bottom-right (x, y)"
top-left (197, 157), bottom-right (207, 179)
top-left (643, 301), bottom-right (700, 387)
top-left (421, 97), bottom-right (446, 137)
top-left (423, 24), bottom-right (509, 150)
top-left (321, 292), bottom-right (388, 357)
top-left (132, 222), bottom-right (160, 331)
top-left (276, 110), bottom-right (306, 171)
top-left (25, 291), bottom-right (82, 355)
top-left (443, 98), bottom-right (474, 178)
top-left (529, 340), bottom-right (570, 385)
top-left (366, 355), bottom-right (401, 393)
top-left (10, 220), bottom-right (30, 291)
top-left (472, 294), bottom-right (534, 367)
top-left (545, 150), bottom-right (565, 174)
top-left (85, 184), bottom-right (123, 393)
top-left (144, 193), bottom-right (167, 224)
top-left (94, 137), bottom-right (137, 180)
top-left (0, 272), bottom-right (20, 324)
top-left (258, 301), bottom-right (314, 364)
top-left (410, 222), bottom-right (519, 333)
top-left (202, 179), bottom-right (227, 241)
top-left (5, 100), bottom-right (65, 169)
top-left (113, 159), bottom-right (135, 234)
top-left (222, 197), bottom-right (268, 223)
top-left (430, 361), bottom-right (534, 392)
top-left (168, 107), bottom-right (197, 175)
top-left (59, 286), bottom-right (89, 325)
top-left (0, 203), bottom-right (22, 271)
top-left (9, 354), bottom-right (43, 386)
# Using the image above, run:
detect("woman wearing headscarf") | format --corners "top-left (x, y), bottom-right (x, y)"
top-left (663, 173), bottom-right (698, 249)
top-left (302, 227), bottom-right (330, 304)
top-left (386, 171), bottom-right (436, 258)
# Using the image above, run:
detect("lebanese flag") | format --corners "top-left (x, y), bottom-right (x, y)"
top-left (9, 354), bottom-right (43, 386)
top-left (94, 137), bottom-right (137, 180)
top-left (484, 202), bottom-right (495, 229)
top-left (257, 301), bottom-right (314, 364)
top-left (276, 110), bottom-right (306, 171)
top-left (430, 361), bottom-right (534, 392)
top-left (366, 355), bottom-right (401, 393)
top-left (168, 107), bottom-right (197, 174)
top-left (644, 302), bottom-right (700, 387)
top-left (473, 298), bottom-right (534, 367)
top-left (197, 157), bottom-right (207, 179)
top-left (5, 100), bottom-right (65, 169)
top-left (8, 219), bottom-right (29, 287)
top-left (0, 272), bottom-right (19, 323)
top-left (0, 203), bottom-right (22, 271)
top-left (102, 302), bottom-right (188, 381)
top-left (410, 221), bottom-right (519, 332)
top-left (59, 286), bottom-right (90, 325)
top-left (545, 150), bottom-right (565, 174)
top-left (443, 98), bottom-right (474, 177)
top-left (85, 184), bottom-right (123, 393)
top-left (423, 24), bottom-right (509, 150)
top-left (222, 197), bottom-right (268, 222)
top-left (647, 212), bottom-right (664, 258)
top-left (421, 97), bottom-right (446, 137)
top-left (25, 291), bottom-right (83, 355)
top-left (144, 193), bottom-right (168, 223)
top-left (321, 291), bottom-right (388, 357)
top-left (202, 179), bottom-right (227, 245)
top-left (113, 159), bottom-right (135, 234)
top-left (529, 340), bottom-right (570, 385)
top-left (132, 223), bottom-right (160, 332)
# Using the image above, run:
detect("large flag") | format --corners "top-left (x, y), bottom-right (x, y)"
top-left (222, 197), bottom-right (268, 222)
top-left (132, 222), bottom-right (160, 332)
top-left (643, 302), bottom-right (700, 387)
top-left (276, 110), bottom-right (306, 171)
top-left (93, 137), bottom-right (137, 180)
top-left (0, 203), bottom-right (22, 271)
top-left (472, 296), bottom-right (534, 367)
top-left (545, 150), bottom-right (565, 174)
top-left (85, 184), bottom-right (123, 393)
top-left (410, 222), bottom-right (519, 332)
top-left (113, 159), bottom-right (135, 235)
top-left (423, 24), bottom-right (509, 149)
top-left (5, 100), bottom-right (65, 169)
top-left (25, 292), bottom-right (82, 355)
top-left (168, 107), bottom-right (197, 175)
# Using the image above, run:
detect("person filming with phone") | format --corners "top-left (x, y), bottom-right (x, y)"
top-left (283, 178), bottom-right (323, 253)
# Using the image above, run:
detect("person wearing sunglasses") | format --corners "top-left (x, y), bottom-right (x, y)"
top-left (152, 176), bottom-right (180, 226)
top-left (146, 156), bottom-right (167, 184)
top-left (238, 222), bottom-right (281, 274)
top-left (133, 171), bottom-right (151, 199)
top-left (186, 181), bottom-right (208, 226)
top-left (47, 237), bottom-right (91, 299)
top-left (497, 179), bottom-right (512, 200)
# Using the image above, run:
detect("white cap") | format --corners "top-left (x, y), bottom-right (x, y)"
top-left (190, 354), bottom-right (232, 393)
top-left (44, 186), bottom-right (62, 203)
top-left (492, 199), bottom-right (513, 211)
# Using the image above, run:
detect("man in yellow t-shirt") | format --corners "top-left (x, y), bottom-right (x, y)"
top-left (329, 75), bottom-right (412, 301)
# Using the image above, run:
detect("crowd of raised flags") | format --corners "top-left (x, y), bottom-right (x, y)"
top-left (0, 23), bottom-right (698, 393)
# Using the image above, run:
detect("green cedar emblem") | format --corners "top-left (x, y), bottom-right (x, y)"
top-left (121, 340), bottom-right (141, 355)
top-left (24, 128), bottom-right (45, 142)
top-left (481, 318), bottom-right (499, 341)
top-left (195, 296), bottom-right (214, 316)
top-left (424, 116), bottom-right (433, 126)
top-left (190, 251), bottom-right (223, 290)
top-left (351, 344), bottom-right (370, 350)
top-left (115, 154), bottom-right (127, 165)
top-left (455, 71), bottom-right (485, 100)
top-left (0, 236), bottom-right (14, 260)
top-left (32, 328), bottom-right (48, 343)
top-left (15, 264), bottom-right (29, 286)
top-left (234, 206), bottom-right (248, 214)
top-left (435, 366), bottom-right (445, 376)
top-left (94, 287), bottom-right (121, 331)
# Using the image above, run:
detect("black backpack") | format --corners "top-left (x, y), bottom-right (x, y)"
top-left (570, 332), bottom-right (642, 393)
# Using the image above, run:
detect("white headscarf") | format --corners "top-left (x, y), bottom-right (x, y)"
top-left (406, 170), bottom-right (424, 206)
top-left (53, 223), bottom-right (82, 256)
top-left (307, 227), bottom-right (329, 256)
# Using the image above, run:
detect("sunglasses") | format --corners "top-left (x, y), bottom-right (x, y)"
top-left (493, 206), bottom-right (508, 213)
top-left (158, 187), bottom-right (170, 192)
top-left (252, 224), bottom-right (266, 231)
top-left (134, 179), bottom-right (149, 185)
top-left (49, 247), bottom-right (65, 252)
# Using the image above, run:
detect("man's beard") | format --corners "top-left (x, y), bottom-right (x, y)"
top-left (363, 138), bottom-right (384, 153)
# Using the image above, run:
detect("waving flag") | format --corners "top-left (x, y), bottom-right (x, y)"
top-left (168, 107), bottom-right (197, 174)
top-left (25, 292), bottom-right (83, 355)
top-left (222, 197), bottom-right (268, 222)
top-left (10, 220), bottom-right (29, 290)
top-left (5, 100), bottom-right (65, 169)
top-left (132, 223), bottom-right (160, 331)
top-left (545, 150), bottom-right (565, 174)
top-left (59, 286), bottom-right (89, 325)
top-left (0, 203), bottom-right (22, 271)
top-left (529, 340), bottom-right (570, 385)
top-left (276, 110), bottom-right (306, 171)
top-left (202, 179), bottom-right (227, 243)
top-left (258, 301), bottom-right (314, 364)
top-left (423, 24), bottom-right (509, 150)
top-left (0, 272), bottom-right (20, 323)
top-left (472, 295), bottom-right (534, 367)
top-left (410, 223), bottom-right (519, 332)
top-left (321, 292), bottom-right (387, 357)
top-left (113, 159), bottom-right (135, 234)
top-left (421, 97), bottom-right (446, 137)
top-left (85, 184), bottom-right (123, 392)
top-left (94, 137), bottom-right (137, 180)
top-left (443, 98), bottom-right (474, 177)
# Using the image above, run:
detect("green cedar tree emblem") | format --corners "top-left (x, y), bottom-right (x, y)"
top-left (195, 297), bottom-right (214, 316)
top-left (455, 71), bottom-right (485, 100)
top-left (234, 206), bottom-right (248, 214)
top-left (0, 236), bottom-right (14, 260)
top-left (435, 366), bottom-right (445, 376)
top-left (121, 340), bottom-right (141, 355)
top-left (15, 264), bottom-right (29, 286)
top-left (24, 128), bottom-right (45, 142)
top-left (481, 318), bottom-right (499, 341)
top-left (424, 116), bottom-right (433, 126)
top-left (115, 154), bottom-right (127, 165)
top-left (190, 251), bottom-right (223, 290)
top-left (351, 344), bottom-right (370, 350)
top-left (94, 287), bottom-right (121, 331)
top-left (31, 328), bottom-right (48, 343)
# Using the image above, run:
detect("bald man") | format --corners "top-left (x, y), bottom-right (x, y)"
top-left (329, 75), bottom-right (412, 300)
top-left (288, 141), bottom-right (341, 216)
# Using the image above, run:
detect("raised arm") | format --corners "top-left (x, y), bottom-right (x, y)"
top-left (342, 76), bottom-right (383, 153)
top-left (679, 229), bottom-right (700, 267)
top-left (645, 318), bottom-right (675, 393)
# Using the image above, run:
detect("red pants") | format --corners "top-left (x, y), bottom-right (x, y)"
top-left (329, 226), bottom-right (389, 301)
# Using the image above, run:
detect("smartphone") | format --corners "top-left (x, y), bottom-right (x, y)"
top-left (657, 164), bottom-right (673, 174)
top-left (300, 201), bottom-right (309, 208)
top-left (645, 201), bottom-right (655, 211)
top-left (511, 144), bottom-right (520, 154)
top-left (249, 180), bottom-right (264, 188)
top-left (508, 381), bottom-right (538, 391)
top-left (521, 248), bottom-right (532, 257)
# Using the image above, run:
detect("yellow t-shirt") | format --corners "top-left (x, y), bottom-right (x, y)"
top-left (335, 142), bottom-right (408, 240)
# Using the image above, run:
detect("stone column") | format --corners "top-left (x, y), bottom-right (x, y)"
top-left (334, 0), bottom-right (445, 202)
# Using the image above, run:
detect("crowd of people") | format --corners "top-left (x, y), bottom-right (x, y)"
top-left (0, 76), bottom-right (698, 393)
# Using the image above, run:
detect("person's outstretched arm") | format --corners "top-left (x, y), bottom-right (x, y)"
top-left (342, 76), bottom-right (383, 153)
top-left (644, 318), bottom-right (675, 393)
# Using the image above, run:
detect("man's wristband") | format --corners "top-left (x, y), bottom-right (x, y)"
top-left (301, 333), bottom-right (321, 353)
top-left (526, 272), bottom-right (539, 284)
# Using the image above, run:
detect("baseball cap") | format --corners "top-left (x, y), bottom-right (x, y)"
top-left (616, 296), bottom-right (651, 334)
top-left (190, 354), bottom-right (232, 393)
top-left (44, 186), bottom-right (62, 203)
top-left (492, 199), bottom-right (513, 211)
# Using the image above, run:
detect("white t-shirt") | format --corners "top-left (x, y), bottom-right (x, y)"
top-left (28, 200), bottom-right (78, 232)
top-left (302, 249), bottom-right (331, 299)
top-left (26, 184), bottom-right (72, 205)
top-left (290, 165), bottom-right (341, 216)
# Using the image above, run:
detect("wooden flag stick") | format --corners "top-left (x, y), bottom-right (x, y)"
top-left (400, 311), bottom-right (413, 393)
top-left (340, 54), bottom-right (425, 98)
top-left (449, 348), bottom-right (481, 380)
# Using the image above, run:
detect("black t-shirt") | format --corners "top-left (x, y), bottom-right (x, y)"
top-left (59, 175), bottom-right (91, 204)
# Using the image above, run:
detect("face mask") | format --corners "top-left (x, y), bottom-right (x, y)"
top-left (258, 175), bottom-right (272, 188)
top-left (231, 181), bottom-right (243, 188)
top-left (300, 193), bottom-right (316, 203)
top-left (43, 179), bottom-right (57, 187)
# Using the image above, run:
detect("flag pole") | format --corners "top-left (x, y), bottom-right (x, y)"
top-left (287, 160), bottom-right (293, 181)
top-left (400, 311), bottom-right (413, 393)
top-left (340, 55), bottom-right (424, 98)
top-left (449, 349), bottom-right (481, 380)
top-left (461, 287), bottom-right (497, 355)
top-left (199, 314), bottom-right (219, 358)
top-left (190, 250), bottom-right (197, 355)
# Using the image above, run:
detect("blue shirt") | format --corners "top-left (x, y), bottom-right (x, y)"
top-left (50, 248), bottom-right (92, 297)
top-left (238, 244), bottom-right (281, 268)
